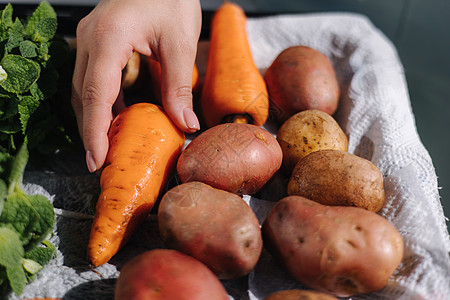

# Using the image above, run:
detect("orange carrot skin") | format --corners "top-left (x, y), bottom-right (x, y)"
top-left (146, 58), bottom-right (163, 103)
top-left (87, 103), bottom-right (185, 267)
top-left (200, 2), bottom-right (269, 128)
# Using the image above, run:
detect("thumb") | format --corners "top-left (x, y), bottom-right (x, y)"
top-left (159, 42), bottom-right (200, 133)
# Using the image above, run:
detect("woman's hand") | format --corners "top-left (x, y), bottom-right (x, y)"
top-left (71, 0), bottom-right (201, 172)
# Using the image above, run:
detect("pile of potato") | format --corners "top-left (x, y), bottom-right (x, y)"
top-left (114, 45), bottom-right (404, 300)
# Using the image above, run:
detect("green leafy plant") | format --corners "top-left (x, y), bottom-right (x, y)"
top-left (0, 1), bottom-right (74, 156)
top-left (0, 2), bottom-right (70, 296)
top-left (0, 142), bottom-right (56, 296)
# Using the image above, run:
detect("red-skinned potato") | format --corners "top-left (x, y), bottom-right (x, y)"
top-left (264, 46), bottom-right (340, 123)
top-left (287, 149), bottom-right (385, 212)
top-left (264, 289), bottom-right (338, 300)
top-left (177, 123), bottom-right (282, 195)
top-left (114, 249), bottom-right (229, 300)
top-left (262, 196), bottom-right (404, 297)
top-left (158, 181), bottom-right (263, 279)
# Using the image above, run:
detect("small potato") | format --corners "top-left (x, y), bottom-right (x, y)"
top-left (277, 110), bottom-right (348, 175)
top-left (121, 51), bottom-right (141, 89)
top-left (262, 196), bottom-right (404, 297)
top-left (264, 289), bottom-right (338, 300)
top-left (264, 46), bottom-right (340, 122)
top-left (177, 123), bottom-right (282, 195)
top-left (115, 249), bottom-right (228, 300)
top-left (158, 181), bottom-right (263, 279)
top-left (288, 149), bottom-right (385, 212)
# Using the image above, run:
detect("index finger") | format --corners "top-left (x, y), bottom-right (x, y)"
top-left (77, 47), bottom-right (128, 172)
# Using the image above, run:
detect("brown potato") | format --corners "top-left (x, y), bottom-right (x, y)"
top-left (277, 109), bottom-right (348, 175)
top-left (264, 289), bottom-right (338, 300)
top-left (121, 51), bottom-right (141, 89)
top-left (262, 196), bottom-right (404, 297)
top-left (115, 249), bottom-right (228, 300)
top-left (288, 149), bottom-right (385, 212)
top-left (264, 46), bottom-right (340, 122)
top-left (177, 123), bottom-right (282, 195)
top-left (158, 181), bottom-right (263, 279)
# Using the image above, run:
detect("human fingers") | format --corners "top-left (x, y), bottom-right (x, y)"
top-left (158, 0), bottom-right (202, 133)
top-left (71, 45), bottom-right (88, 139)
top-left (159, 40), bottom-right (200, 133)
top-left (72, 3), bottom-right (136, 173)
top-left (80, 49), bottom-right (126, 173)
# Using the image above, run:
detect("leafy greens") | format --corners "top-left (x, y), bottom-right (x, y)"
top-left (0, 142), bottom-right (56, 296)
top-left (0, 1), bottom-right (74, 156)
top-left (0, 2), bottom-right (71, 296)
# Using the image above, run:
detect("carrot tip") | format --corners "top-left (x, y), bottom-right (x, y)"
top-left (223, 114), bottom-right (251, 124)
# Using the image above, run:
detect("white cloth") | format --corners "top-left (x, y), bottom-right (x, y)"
top-left (8, 12), bottom-right (450, 300)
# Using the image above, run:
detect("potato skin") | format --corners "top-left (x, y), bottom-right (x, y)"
top-left (158, 181), bottom-right (263, 279)
top-left (177, 123), bottom-right (282, 195)
top-left (264, 46), bottom-right (340, 123)
top-left (277, 110), bottom-right (348, 175)
top-left (262, 196), bottom-right (404, 297)
top-left (288, 149), bottom-right (384, 212)
top-left (264, 289), bottom-right (338, 300)
top-left (114, 249), bottom-right (228, 300)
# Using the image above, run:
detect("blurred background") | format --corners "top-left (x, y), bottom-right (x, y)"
top-left (3, 0), bottom-right (449, 232)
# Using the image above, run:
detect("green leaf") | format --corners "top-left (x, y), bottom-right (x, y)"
top-left (0, 227), bottom-right (24, 267)
top-left (32, 18), bottom-right (57, 43)
top-left (0, 227), bottom-right (27, 296)
top-left (7, 142), bottom-right (28, 191)
top-left (29, 81), bottom-right (44, 101)
top-left (0, 54), bottom-right (40, 94)
top-left (0, 23), bottom-right (10, 45)
top-left (0, 192), bottom-right (38, 246)
top-left (18, 95), bottom-right (40, 133)
top-left (5, 18), bottom-right (24, 53)
top-left (21, 258), bottom-right (42, 275)
top-left (0, 4), bottom-right (14, 43)
top-left (0, 179), bottom-right (6, 215)
top-left (0, 142), bottom-right (55, 249)
top-left (0, 151), bottom-right (12, 178)
top-left (0, 150), bottom-right (12, 219)
top-left (25, 1), bottom-right (56, 37)
top-left (19, 40), bottom-right (37, 58)
top-left (0, 4), bottom-right (14, 28)
top-left (37, 41), bottom-right (50, 65)
top-left (25, 194), bottom-right (55, 250)
top-left (0, 1), bottom-right (75, 160)
top-left (24, 240), bottom-right (55, 266)
top-left (7, 262), bottom-right (27, 296)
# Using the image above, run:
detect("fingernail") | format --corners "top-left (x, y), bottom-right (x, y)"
top-left (183, 107), bottom-right (200, 132)
top-left (86, 151), bottom-right (97, 173)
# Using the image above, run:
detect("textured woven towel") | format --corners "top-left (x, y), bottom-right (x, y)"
top-left (7, 12), bottom-right (450, 300)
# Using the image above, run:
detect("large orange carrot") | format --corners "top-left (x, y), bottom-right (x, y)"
top-left (200, 2), bottom-right (269, 127)
top-left (87, 103), bottom-right (185, 267)
top-left (146, 57), bottom-right (201, 104)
